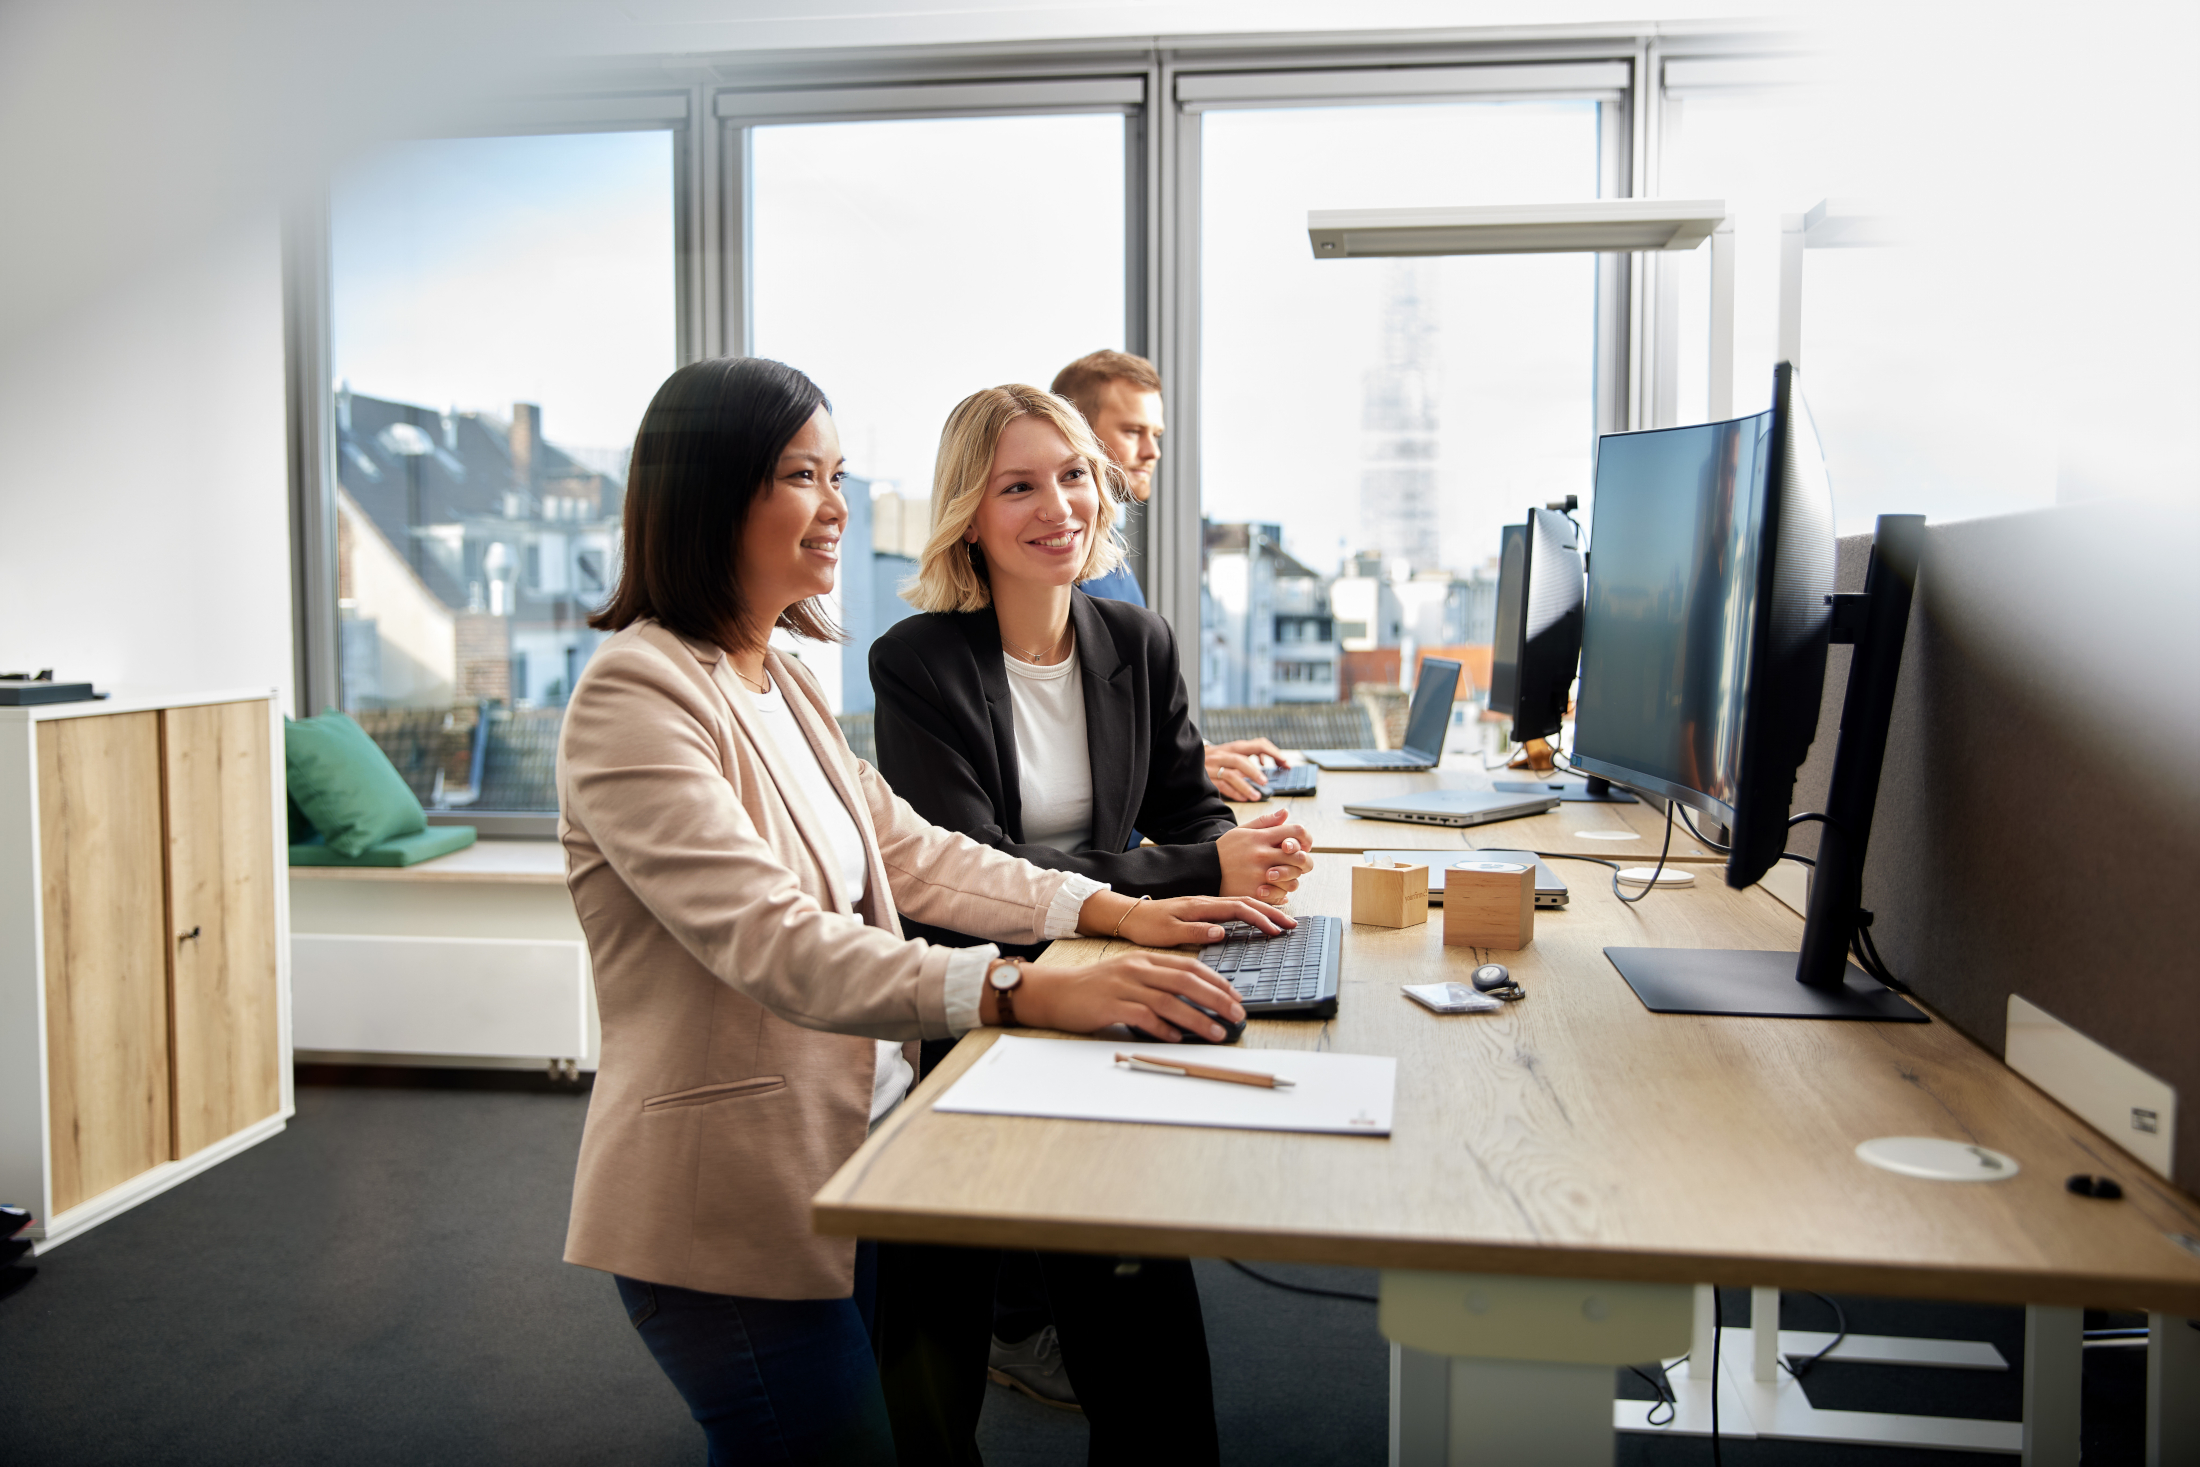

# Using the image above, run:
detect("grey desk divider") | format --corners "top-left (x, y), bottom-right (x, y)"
top-left (1785, 502), bottom-right (2200, 1191)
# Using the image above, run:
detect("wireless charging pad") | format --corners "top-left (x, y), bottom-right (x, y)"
top-left (1856, 1136), bottom-right (2021, 1182)
top-left (1616, 867), bottom-right (1695, 889)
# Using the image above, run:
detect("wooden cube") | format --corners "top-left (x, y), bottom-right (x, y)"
top-left (1351, 860), bottom-right (1429, 928)
top-left (1442, 861), bottom-right (1535, 950)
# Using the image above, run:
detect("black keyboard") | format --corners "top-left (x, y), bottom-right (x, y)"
top-left (1193, 915), bottom-right (1342, 1018)
top-left (1250, 764), bottom-right (1318, 797)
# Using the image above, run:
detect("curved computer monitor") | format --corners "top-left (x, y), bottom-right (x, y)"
top-left (1487, 509), bottom-right (1585, 745)
top-left (1571, 363), bottom-right (1834, 890)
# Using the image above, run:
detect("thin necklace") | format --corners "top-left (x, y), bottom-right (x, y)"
top-left (732, 661), bottom-right (771, 694)
top-left (1002, 621), bottom-right (1070, 666)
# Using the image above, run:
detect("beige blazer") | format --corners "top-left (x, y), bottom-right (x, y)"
top-left (557, 620), bottom-right (1081, 1298)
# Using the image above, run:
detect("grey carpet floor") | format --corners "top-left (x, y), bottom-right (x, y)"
top-left (0, 1075), bottom-right (2150, 1465)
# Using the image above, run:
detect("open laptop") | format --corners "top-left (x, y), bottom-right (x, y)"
top-left (1340, 787), bottom-right (1558, 828)
top-left (1363, 849), bottom-right (1571, 909)
top-left (1302, 658), bottom-right (1461, 771)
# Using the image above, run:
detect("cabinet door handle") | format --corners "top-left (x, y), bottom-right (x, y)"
top-left (178, 926), bottom-right (202, 943)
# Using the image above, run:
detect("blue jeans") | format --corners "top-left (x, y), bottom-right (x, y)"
top-left (616, 1243), bottom-right (895, 1467)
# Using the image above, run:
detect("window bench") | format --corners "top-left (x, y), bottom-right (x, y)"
top-left (288, 839), bottom-right (596, 1074)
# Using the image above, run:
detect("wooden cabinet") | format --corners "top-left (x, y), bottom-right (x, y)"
top-left (162, 701), bottom-right (282, 1157)
top-left (1, 690), bottom-right (290, 1249)
top-left (36, 711), bottom-right (171, 1212)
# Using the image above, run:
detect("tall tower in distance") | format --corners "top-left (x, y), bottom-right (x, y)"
top-left (1357, 260), bottom-right (1442, 573)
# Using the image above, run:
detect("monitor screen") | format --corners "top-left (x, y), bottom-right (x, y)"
top-left (1514, 508), bottom-right (1585, 743)
top-left (1572, 412), bottom-right (1772, 822)
top-left (1487, 524), bottom-right (1526, 716)
top-left (1401, 658), bottom-right (1462, 758)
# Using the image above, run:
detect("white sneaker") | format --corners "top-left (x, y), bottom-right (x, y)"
top-left (987, 1325), bottom-right (1081, 1411)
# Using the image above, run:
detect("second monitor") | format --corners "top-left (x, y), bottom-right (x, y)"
top-left (1488, 507), bottom-right (1634, 803)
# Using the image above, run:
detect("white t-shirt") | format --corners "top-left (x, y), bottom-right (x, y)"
top-left (1003, 645), bottom-right (1095, 854)
top-left (745, 678), bottom-right (912, 1123)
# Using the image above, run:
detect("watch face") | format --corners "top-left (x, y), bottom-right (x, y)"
top-left (990, 963), bottom-right (1019, 989)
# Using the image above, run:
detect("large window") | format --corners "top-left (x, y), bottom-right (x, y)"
top-left (748, 112), bottom-right (1126, 714)
top-left (299, 42), bottom-right (1875, 804)
top-left (1660, 77), bottom-right (2060, 534)
top-left (328, 129), bottom-right (676, 813)
top-left (1197, 99), bottom-right (1603, 741)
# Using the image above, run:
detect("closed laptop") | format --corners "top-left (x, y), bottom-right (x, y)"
top-left (1340, 788), bottom-right (1557, 828)
top-left (1363, 849), bottom-right (1570, 908)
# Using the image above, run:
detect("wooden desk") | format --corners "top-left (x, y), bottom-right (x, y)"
top-left (1232, 766), bottom-right (1725, 862)
top-left (817, 857), bottom-right (2200, 1462)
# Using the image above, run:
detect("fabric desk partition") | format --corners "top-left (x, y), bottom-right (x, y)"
top-left (1787, 504), bottom-right (2200, 1194)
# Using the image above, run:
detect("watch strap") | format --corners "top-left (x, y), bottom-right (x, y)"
top-left (987, 956), bottom-right (1022, 1027)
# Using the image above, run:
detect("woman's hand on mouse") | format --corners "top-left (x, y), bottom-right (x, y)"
top-left (1001, 952), bottom-right (1244, 1042)
top-left (1215, 808), bottom-right (1314, 903)
top-left (1079, 891), bottom-right (1295, 949)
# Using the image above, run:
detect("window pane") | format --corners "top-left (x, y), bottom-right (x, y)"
top-left (750, 114), bottom-right (1125, 716)
top-left (330, 130), bottom-right (675, 813)
top-left (1199, 101), bottom-right (1600, 746)
top-left (1662, 92), bottom-right (2058, 534)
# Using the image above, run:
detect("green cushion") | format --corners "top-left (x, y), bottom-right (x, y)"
top-left (289, 825), bottom-right (478, 868)
top-left (284, 709), bottom-right (428, 858)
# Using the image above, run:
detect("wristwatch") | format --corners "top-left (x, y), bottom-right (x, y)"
top-left (986, 957), bottom-right (1026, 1027)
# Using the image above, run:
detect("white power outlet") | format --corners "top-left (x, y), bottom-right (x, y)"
top-left (2005, 995), bottom-right (2177, 1179)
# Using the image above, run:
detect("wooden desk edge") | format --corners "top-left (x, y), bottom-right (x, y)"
top-left (816, 1024), bottom-right (2200, 1319)
top-left (809, 1191), bottom-right (2200, 1317)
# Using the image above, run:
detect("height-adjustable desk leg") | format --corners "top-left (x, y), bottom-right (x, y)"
top-left (2148, 1314), bottom-right (2200, 1467)
top-left (1751, 1286), bottom-right (1782, 1382)
top-left (1381, 1270), bottom-right (1692, 1466)
top-left (2024, 1304), bottom-right (2082, 1467)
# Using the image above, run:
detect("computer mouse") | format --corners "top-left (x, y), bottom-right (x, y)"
top-left (1128, 1001), bottom-right (1245, 1046)
top-left (1471, 964), bottom-right (1526, 1001)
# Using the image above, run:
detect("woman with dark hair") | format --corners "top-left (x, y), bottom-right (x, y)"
top-left (558, 356), bottom-right (1286, 1466)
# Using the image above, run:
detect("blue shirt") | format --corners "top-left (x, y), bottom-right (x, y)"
top-left (1079, 563), bottom-right (1146, 607)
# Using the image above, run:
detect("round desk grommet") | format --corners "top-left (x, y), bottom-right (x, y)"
top-left (1855, 1136), bottom-right (2020, 1182)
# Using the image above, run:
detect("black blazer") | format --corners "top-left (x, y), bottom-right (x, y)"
top-left (870, 591), bottom-right (1234, 951)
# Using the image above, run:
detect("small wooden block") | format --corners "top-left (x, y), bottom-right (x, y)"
top-left (1442, 862), bottom-right (1535, 950)
top-left (1351, 861), bottom-right (1429, 928)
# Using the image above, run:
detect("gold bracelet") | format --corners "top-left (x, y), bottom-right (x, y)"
top-left (1110, 894), bottom-right (1151, 940)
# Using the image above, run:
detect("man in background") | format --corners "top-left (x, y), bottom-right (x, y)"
top-left (1051, 349), bottom-right (1291, 801)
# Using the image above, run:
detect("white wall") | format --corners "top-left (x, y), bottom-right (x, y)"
top-left (0, 219), bottom-right (295, 711)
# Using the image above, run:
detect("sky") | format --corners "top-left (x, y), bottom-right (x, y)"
top-left (749, 114), bottom-right (1125, 496)
top-left (1199, 100), bottom-right (1601, 577)
top-left (331, 130), bottom-right (676, 455)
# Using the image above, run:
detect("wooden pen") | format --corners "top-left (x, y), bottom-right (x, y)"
top-left (1115, 1053), bottom-right (1295, 1089)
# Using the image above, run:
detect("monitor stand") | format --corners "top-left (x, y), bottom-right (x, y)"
top-left (1600, 514), bottom-right (1931, 1024)
top-left (1604, 947), bottom-right (1923, 1021)
top-left (1493, 775), bottom-right (1638, 804)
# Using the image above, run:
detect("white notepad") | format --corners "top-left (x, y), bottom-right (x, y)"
top-left (932, 1036), bottom-right (1396, 1137)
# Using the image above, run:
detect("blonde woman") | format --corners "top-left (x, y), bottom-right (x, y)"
top-left (557, 359), bottom-right (1286, 1466)
top-left (866, 385), bottom-right (1313, 1465)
